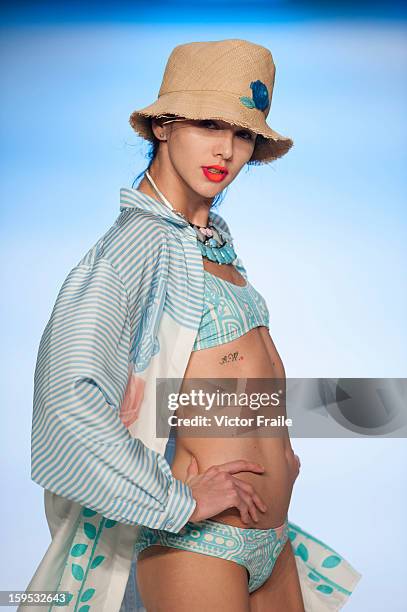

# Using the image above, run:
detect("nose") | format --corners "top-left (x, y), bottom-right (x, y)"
top-left (213, 129), bottom-right (234, 160)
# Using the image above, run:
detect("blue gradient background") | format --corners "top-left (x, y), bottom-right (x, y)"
top-left (1, 2), bottom-right (406, 610)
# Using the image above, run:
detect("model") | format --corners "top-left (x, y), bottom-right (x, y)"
top-left (20, 39), bottom-right (361, 612)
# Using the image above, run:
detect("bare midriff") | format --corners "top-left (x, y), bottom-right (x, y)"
top-left (170, 260), bottom-right (300, 531)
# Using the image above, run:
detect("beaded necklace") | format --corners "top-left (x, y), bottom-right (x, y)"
top-left (144, 170), bottom-right (237, 265)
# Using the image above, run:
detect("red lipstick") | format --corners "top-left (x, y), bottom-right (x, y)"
top-left (202, 165), bottom-right (229, 183)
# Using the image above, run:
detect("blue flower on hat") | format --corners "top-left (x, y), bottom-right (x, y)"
top-left (240, 79), bottom-right (269, 112)
top-left (250, 80), bottom-right (269, 111)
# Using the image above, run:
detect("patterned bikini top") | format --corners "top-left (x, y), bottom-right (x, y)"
top-left (192, 269), bottom-right (270, 351)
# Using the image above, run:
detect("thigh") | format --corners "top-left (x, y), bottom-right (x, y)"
top-left (249, 540), bottom-right (305, 612)
top-left (136, 545), bottom-right (251, 612)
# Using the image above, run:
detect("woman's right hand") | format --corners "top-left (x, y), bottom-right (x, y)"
top-left (184, 454), bottom-right (268, 525)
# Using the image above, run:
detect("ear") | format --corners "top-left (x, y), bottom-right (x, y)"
top-left (151, 117), bottom-right (167, 141)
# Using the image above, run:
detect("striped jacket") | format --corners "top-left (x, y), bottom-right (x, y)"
top-left (21, 188), bottom-right (362, 612)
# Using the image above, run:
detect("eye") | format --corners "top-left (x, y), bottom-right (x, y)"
top-left (198, 120), bottom-right (218, 129)
top-left (198, 120), bottom-right (255, 142)
top-left (238, 130), bottom-right (255, 141)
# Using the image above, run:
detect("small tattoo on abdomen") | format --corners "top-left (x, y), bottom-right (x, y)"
top-left (219, 351), bottom-right (243, 365)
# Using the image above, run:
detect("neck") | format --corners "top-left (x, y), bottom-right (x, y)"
top-left (137, 160), bottom-right (214, 227)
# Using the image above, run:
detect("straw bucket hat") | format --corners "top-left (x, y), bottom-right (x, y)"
top-left (129, 38), bottom-right (293, 165)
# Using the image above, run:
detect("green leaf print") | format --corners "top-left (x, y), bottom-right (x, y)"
top-left (288, 530), bottom-right (297, 542)
top-left (83, 507), bottom-right (97, 517)
top-left (104, 519), bottom-right (117, 528)
top-left (71, 563), bottom-right (84, 581)
top-left (295, 543), bottom-right (309, 562)
top-left (78, 606), bottom-right (90, 612)
top-left (71, 543), bottom-right (88, 557)
top-left (239, 96), bottom-right (256, 108)
top-left (307, 572), bottom-right (320, 582)
top-left (83, 522), bottom-right (97, 539)
top-left (316, 584), bottom-right (334, 594)
top-left (90, 555), bottom-right (104, 569)
top-left (80, 588), bottom-right (95, 602)
top-left (53, 592), bottom-right (74, 606)
top-left (322, 554), bottom-right (342, 568)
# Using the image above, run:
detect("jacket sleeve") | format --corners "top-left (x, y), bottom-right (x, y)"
top-left (30, 256), bottom-right (196, 533)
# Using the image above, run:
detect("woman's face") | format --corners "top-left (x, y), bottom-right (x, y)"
top-left (152, 118), bottom-right (257, 199)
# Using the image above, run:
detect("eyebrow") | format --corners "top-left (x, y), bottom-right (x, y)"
top-left (214, 120), bottom-right (255, 135)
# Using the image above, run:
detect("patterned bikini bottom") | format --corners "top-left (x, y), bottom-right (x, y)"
top-left (133, 516), bottom-right (289, 594)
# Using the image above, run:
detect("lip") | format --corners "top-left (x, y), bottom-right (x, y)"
top-left (202, 165), bottom-right (229, 183)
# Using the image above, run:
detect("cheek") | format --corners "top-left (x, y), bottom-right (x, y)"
top-left (236, 139), bottom-right (256, 163)
top-left (231, 149), bottom-right (253, 177)
top-left (170, 151), bottom-right (202, 185)
top-left (168, 131), bottom-right (204, 168)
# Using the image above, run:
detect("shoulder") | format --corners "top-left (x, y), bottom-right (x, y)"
top-left (108, 208), bottom-right (169, 260)
top-left (76, 209), bottom-right (170, 293)
top-left (113, 207), bottom-right (170, 247)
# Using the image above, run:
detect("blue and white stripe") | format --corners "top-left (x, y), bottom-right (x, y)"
top-left (25, 186), bottom-right (363, 612)
top-left (31, 188), bottom-right (231, 533)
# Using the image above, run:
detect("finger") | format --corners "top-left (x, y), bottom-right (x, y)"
top-left (238, 490), bottom-right (259, 523)
top-left (235, 498), bottom-right (251, 525)
top-left (249, 503), bottom-right (259, 523)
top-left (252, 493), bottom-right (268, 513)
top-left (229, 484), bottom-right (259, 524)
top-left (227, 488), bottom-right (250, 525)
top-left (232, 478), bottom-right (267, 513)
top-left (186, 454), bottom-right (199, 475)
top-left (216, 460), bottom-right (265, 475)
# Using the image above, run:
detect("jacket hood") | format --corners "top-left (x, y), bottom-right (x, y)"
top-left (119, 187), bottom-right (233, 241)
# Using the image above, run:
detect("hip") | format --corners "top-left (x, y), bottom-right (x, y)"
top-left (171, 436), bottom-right (301, 530)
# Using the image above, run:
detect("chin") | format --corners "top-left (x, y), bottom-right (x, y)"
top-left (188, 182), bottom-right (222, 201)
top-left (203, 184), bottom-right (224, 197)
top-left (200, 177), bottom-right (229, 195)
top-left (182, 170), bottom-right (229, 199)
